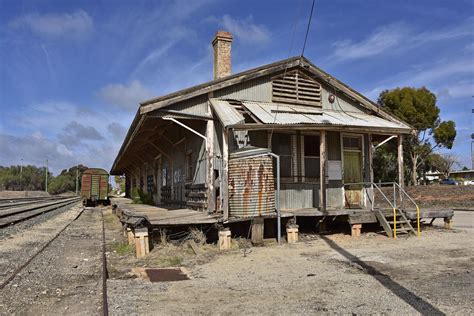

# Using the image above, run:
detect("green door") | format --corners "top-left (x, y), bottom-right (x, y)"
top-left (343, 150), bottom-right (363, 208)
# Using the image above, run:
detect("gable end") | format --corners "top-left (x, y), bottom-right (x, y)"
top-left (272, 69), bottom-right (321, 107)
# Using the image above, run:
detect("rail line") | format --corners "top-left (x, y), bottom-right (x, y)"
top-left (0, 197), bottom-right (81, 228)
top-left (0, 206), bottom-right (110, 314)
top-left (0, 196), bottom-right (65, 209)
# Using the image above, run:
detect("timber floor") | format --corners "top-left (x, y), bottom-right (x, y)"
top-left (110, 197), bottom-right (454, 227)
top-left (111, 197), bottom-right (220, 226)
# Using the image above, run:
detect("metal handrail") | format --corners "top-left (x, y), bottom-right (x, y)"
top-left (393, 182), bottom-right (421, 237)
top-left (344, 181), bottom-right (421, 238)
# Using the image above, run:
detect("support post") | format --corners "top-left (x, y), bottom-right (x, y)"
top-left (444, 217), bottom-right (453, 229)
top-left (320, 131), bottom-right (327, 211)
top-left (218, 228), bottom-right (231, 250)
top-left (351, 224), bottom-right (362, 237)
top-left (286, 225), bottom-right (299, 243)
top-left (398, 135), bottom-right (404, 189)
top-left (368, 134), bottom-right (374, 209)
top-left (251, 217), bottom-right (264, 245)
top-left (206, 111), bottom-right (215, 213)
top-left (134, 228), bottom-right (150, 258)
top-left (222, 129), bottom-right (229, 221)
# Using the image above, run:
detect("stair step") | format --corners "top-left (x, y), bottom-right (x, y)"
top-left (388, 220), bottom-right (409, 224)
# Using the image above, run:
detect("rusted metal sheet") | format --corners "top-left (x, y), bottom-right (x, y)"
top-left (228, 149), bottom-right (275, 218)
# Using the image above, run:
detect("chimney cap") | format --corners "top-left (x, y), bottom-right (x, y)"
top-left (212, 30), bottom-right (233, 45)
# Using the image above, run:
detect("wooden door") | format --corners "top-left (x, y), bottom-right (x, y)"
top-left (343, 143), bottom-right (363, 208)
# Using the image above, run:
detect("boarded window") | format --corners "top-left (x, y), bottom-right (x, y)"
top-left (272, 133), bottom-right (292, 177)
top-left (272, 70), bottom-right (322, 106)
top-left (303, 135), bottom-right (320, 179)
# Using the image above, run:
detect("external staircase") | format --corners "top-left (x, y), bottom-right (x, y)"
top-left (351, 182), bottom-right (421, 239)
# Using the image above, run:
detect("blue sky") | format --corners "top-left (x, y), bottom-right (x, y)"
top-left (0, 0), bottom-right (473, 175)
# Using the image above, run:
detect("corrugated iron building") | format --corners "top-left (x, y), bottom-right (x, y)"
top-left (110, 31), bottom-right (412, 223)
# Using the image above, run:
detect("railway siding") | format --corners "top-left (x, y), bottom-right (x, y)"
top-left (0, 207), bottom-right (105, 314)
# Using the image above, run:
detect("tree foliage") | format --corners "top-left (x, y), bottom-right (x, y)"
top-left (0, 165), bottom-right (49, 191)
top-left (0, 164), bottom-right (89, 194)
top-left (378, 87), bottom-right (456, 184)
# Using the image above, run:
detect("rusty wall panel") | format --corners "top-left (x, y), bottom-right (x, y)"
top-left (228, 156), bottom-right (275, 217)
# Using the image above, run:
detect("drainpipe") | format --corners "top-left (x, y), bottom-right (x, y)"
top-left (268, 152), bottom-right (281, 245)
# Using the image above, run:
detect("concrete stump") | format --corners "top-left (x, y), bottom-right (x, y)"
top-left (126, 227), bottom-right (134, 245)
top-left (351, 224), bottom-right (362, 237)
top-left (134, 228), bottom-right (150, 258)
top-left (444, 218), bottom-right (453, 229)
top-left (286, 225), bottom-right (299, 243)
top-left (218, 229), bottom-right (231, 251)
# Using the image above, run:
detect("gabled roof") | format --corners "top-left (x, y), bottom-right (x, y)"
top-left (111, 56), bottom-right (413, 174)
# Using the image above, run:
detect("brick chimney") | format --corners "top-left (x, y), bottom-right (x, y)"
top-left (212, 31), bottom-right (233, 79)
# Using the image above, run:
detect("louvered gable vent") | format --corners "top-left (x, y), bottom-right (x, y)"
top-left (272, 70), bottom-right (322, 107)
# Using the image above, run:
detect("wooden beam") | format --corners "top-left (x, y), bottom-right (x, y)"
top-left (222, 129), bottom-right (229, 220)
top-left (320, 130), bottom-right (327, 211)
top-left (398, 134), bottom-right (404, 188)
top-left (206, 105), bottom-right (215, 214)
top-left (230, 124), bottom-right (411, 135)
top-left (368, 134), bottom-right (374, 210)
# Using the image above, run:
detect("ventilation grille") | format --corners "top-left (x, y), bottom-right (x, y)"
top-left (272, 70), bottom-right (322, 106)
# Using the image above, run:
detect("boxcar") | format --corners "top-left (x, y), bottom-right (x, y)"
top-left (81, 168), bottom-right (110, 206)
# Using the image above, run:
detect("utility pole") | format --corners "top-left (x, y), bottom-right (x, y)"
top-left (75, 165), bottom-right (79, 195)
top-left (45, 159), bottom-right (48, 193)
top-left (20, 158), bottom-right (23, 191)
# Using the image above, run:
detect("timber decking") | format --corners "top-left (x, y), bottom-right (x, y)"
top-left (111, 198), bottom-right (220, 226)
top-left (111, 197), bottom-right (454, 227)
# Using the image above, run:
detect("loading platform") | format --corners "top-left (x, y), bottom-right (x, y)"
top-left (111, 197), bottom-right (453, 231)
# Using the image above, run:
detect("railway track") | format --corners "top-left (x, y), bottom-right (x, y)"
top-left (0, 206), bottom-right (110, 315)
top-left (0, 197), bottom-right (82, 227)
top-left (0, 196), bottom-right (66, 210)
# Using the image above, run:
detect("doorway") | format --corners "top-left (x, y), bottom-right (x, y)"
top-left (343, 135), bottom-right (363, 208)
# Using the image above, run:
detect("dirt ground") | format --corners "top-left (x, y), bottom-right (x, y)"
top-left (378, 185), bottom-right (474, 209)
top-left (105, 210), bottom-right (474, 315)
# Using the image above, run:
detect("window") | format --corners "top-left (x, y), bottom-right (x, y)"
top-left (162, 168), bottom-right (167, 186)
top-left (272, 133), bottom-right (293, 177)
top-left (303, 135), bottom-right (320, 179)
top-left (147, 175), bottom-right (154, 193)
top-left (343, 136), bottom-right (362, 150)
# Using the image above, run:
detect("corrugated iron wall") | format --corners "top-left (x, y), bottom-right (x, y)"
top-left (280, 182), bottom-right (319, 210)
top-left (214, 76), bottom-right (272, 102)
top-left (167, 94), bottom-right (209, 116)
top-left (228, 155), bottom-right (275, 217)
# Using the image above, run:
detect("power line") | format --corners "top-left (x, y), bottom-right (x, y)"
top-left (301, 0), bottom-right (316, 57)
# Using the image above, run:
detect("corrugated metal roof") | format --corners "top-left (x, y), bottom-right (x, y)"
top-left (241, 100), bottom-right (410, 130)
top-left (209, 99), bottom-right (245, 127)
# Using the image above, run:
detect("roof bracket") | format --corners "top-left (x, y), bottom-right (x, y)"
top-left (374, 135), bottom-right (397, 149)
top-left (162, 117), bottom-right (207, 147)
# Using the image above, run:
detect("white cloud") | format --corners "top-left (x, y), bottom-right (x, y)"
top-left (98, 80), bottom-right (155, 111)
top-left (9, 10), bottom-right (93, 38)
top-left (362, 57), bottom-right (474, 101)
top-left (333, 17), bottom-right (473, 62)
top-left (333, 23), bottom-right (410, 61)
top-left (211, 14), bottom-right (271, 44)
